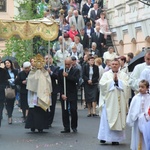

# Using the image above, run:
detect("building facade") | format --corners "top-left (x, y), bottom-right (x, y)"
top-left (106, 0), bottom-right (150, 55)
top-left (0, 0), bottom-right (20, 56)
top-left (0, 0), bottom-right (150, 57)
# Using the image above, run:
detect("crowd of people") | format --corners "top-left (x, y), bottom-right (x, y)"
top-left (0, 0), bottom-right (150, 149)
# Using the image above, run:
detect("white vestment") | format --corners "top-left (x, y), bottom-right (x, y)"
top-left (140, 66), bottom-right (150, 92)
top-left (126, 93), bottom-right (150, 150)
top-left (98, 70), bottom-right (130, 142)
top-left (129, 62), bottom-right (148, 92)
top-left (103, 51), bottom-right (117, 64)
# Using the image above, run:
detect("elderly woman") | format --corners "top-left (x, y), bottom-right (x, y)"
top-left (89, 42), bottom-right (100, 57)
top-left (67, 25), bottom-right (79, 42)
top-left (103, 46), bottom-right (118, 64)
top-left (83, 56), bottom-right (99, 117)
top-left (68, 36), bottom-right (84, 57)
top-left (15, 62), bottom-right (31, 123)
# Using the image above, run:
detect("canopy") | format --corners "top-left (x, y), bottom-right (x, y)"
top-left (0, 18), bottom-right (59, 41)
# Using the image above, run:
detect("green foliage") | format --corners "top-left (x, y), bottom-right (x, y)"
top-left (3, 37), bottom-right (33, 65)
top-left (15, 0), bottom-right (42, 20)
top-left (3, 0), bottom-right (53, 65)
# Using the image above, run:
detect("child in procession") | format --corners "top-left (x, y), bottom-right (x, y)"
top-left (126, 80), bottom-right (150, 150)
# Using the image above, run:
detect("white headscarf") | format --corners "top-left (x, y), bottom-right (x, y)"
top-left (23, 61), bottom-right (31, 68)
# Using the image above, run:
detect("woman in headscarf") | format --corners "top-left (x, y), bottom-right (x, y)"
top-left (15, 62), bottom-right (31, 123)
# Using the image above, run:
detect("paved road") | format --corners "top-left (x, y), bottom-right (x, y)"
top-left (0, 102), bottom-right (131, 150)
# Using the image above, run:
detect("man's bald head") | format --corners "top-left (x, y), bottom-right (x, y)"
top-left (73, 10), bottom-right (78, 17)
top-left (65, 57), bottom-right (72, 69)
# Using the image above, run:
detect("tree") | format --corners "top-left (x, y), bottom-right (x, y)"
top-left (2, 0), bottom-right (50, 65)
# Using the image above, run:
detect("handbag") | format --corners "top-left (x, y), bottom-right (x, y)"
top-left (5, 87), bottom-right (15, 99)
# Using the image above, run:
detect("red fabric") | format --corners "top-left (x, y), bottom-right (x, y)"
top-left (67, 30), bottom-right (78, 41)
top-left (148, 108), bottom-right (150, 116)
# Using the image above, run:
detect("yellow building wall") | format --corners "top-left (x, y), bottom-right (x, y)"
top-left (107, 0), bottom-right (150, 56)
top-left (0, 0), bottom-right (15, 56)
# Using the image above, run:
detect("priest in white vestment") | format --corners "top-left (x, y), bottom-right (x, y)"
top-left (140, 66), bottom-right (150, 92)
top-left (126, 80), bottom-right (150, 150)
top-left (129, 50), bottom-right (150, 93)
top-left (98, 59), bottom-right (130, 145)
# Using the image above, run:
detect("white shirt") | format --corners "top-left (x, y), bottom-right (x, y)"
top-left (54, 50), bottom-right (69, 67)
top-left (89, 66), bottom-right (93, 80)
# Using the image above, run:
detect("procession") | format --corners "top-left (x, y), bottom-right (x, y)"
top-left (0, 0), bottom-right (150, 150)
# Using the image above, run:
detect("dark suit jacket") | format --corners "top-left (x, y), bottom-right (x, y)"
top-left (15, 71), bottom-right (29, 94)
top-left (91, 32), bottom-right (106, 57)
top-left (5, 68), bottom-right (18, 93)
top-left (89, 49), bottom-right (100, 57)
top-left (79, 33), bottom-right (89, 49)
top-left (82, 64), bottom-right (99, 84)
top-left (0, 68), bottom-right (8, 101)
top-left (90, 8), bottom-right (103, 27)
top-left (82, 3), bottom-right (93, 16)
top-left (84, 27), bottom-right (95, 37)
top-left (45, 64), bottom-right (59, 94)
top-left (58, 67), bottom-right (79, 101)
top-left (6, 69), bottom-right (18, 80)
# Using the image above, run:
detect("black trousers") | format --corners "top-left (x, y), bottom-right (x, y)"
top-left (20, 94), bottom-right (29, 118)
top-left (0, 101), bottom-right (4, 127)
top-left (60, 99), bottom-right (78, 130)
top-left (48, 93), bottom-right (57, 125)
top-left (5, 98), bottom-right (15, 118)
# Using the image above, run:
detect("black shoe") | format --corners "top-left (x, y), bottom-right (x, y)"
top-left (61, 130), bottom-right (70, 133)
top-left (31, 128), bottom-right (35, 132)
top-left (100, 140), bottom-right (106, 144)
top-left (38, 129), bottom-right (43, 133)
top-left (72, 128), bottom-right (77, 133)
top-left (8, 118), bottom-right (12, 124)
top-left (22, 117), bottom-right (27, 123)
top-left (112, 142), bottom-right (119, 145)
top-left (87, 114), bottom-right (91, 117)
top-left (93, 114), bottom-right (98, 117)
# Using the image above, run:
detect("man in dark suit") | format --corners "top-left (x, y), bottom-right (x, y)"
top-left (91, 25), bottom-right (106, 57)
top-left (90, 3), bottom-right (103, 27)
top-left (79, 28), bottom-right (89, 49)
top-left (58, 57), bottom-right (79, 133)
top-left (45, 55), bottom-right (59, 127)
top-left (89, 42), bottom-right (100, 57)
